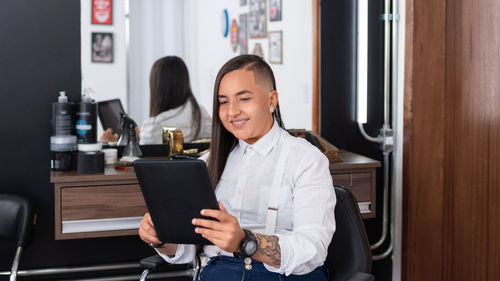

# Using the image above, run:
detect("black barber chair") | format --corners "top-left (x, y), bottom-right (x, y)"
top-left (326, 185), bottom-right (374, 281)
top-left (139, 254), bottom-right (200, 281)
top-left (0, 194), bottom-right (36, 281)
top-left (139, 185), bottom-right (373, 281)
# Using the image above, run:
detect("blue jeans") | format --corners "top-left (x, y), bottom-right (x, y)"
top-left (200, 256), bottom-right (327, 281)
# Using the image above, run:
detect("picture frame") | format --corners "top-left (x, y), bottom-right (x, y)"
top-left (269, 0), bottom-right (282, 21)
top-left (249, 0), bottom-right (267, 38)
top-left (91, 32), bottom-right (114, 63)
top-left (268, 31), bottom-right (282, 64)
top-left (253, 42), bottom-right (264, 58)
top-left (239, 14), bottom-right (248, 54)
top-left (91, 0), bottom-right (112, 25)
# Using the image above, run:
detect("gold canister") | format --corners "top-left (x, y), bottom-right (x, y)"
top-left (162, 127), bottom-right (183, 155)
top-left (172, 130), bottom-right (183, 154)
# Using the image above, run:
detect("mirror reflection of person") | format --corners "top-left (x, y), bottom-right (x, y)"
top-left (100, 56), bottom-right (211, 144)
top-left (139, 55), bottom-right (336, 280)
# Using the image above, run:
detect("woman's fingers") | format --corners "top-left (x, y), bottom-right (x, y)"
top-left (192, 217), bottom-right (220, 229)
top-left (218, 201), bottom-right (228, 213)
top-left (139, 213), bottom-right (162, 244)
top-left (200, 208), bottom-right (231, 221)
top-left (192, 211), bottom-right (245, 252)
top-left (195, 226), bottom-right (241, 251)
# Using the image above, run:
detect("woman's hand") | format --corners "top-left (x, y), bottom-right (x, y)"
top-left (192, 201), bottom-right (245, 253)
top-left (139, 212), bottom-right (178, 257)
top-left (100, 128), bottom-right (119, 142)
top-left (139, 212), bottom-right (162, 245)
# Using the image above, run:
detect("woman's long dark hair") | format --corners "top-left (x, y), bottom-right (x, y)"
top-left (149, 56), bottom-right (202, 139)
top-left (207, 55), bottom-right (285, 188)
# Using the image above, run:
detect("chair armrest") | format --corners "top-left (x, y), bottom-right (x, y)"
top-left (139, 254), bottom-right (168, 271)
top-left (346, 272), bottom-right (375, 281)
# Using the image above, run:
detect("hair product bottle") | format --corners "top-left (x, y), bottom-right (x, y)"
top-left (50, 91), bottom-right (77, 171)
top-left (75, 94), bottom-right (97, 144)
top-left (51, 91), bottom-right (74, 136)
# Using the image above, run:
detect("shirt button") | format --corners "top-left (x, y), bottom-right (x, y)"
top-left (249, 147), bottom-right (253, 150)
top-left (245, 166), bottom-right (248, 171)
top-left (237, 190), bottom-right (242, 195)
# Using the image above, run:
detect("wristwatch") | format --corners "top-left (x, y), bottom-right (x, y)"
top-left (235, 229), bottom-right (258, 258)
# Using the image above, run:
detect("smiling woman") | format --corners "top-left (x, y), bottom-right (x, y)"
top-left (138, 55), bottom-right (336, 280)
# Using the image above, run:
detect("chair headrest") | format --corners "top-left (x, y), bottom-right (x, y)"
top-left (0, 194), bottom-right (36, 247)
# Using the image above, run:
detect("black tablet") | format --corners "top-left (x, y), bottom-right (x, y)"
top-left (134, 159), bottom-right (219, 245)
top-left (97, 99), bottom-right (125, 135)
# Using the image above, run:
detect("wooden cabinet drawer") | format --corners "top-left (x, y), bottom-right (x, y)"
top-left (332, 172), bottom-right (371, 202)
top-left (61, 184), bottom-right (147, 221)
top-left (55, 182), bottom-right (148, 240)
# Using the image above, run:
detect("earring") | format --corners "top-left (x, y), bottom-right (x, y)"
top-left (269, 106), bottom-right (274, 113)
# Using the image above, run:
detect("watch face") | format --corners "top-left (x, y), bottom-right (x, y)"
top-left (244, 240), bottom-right (257, 254)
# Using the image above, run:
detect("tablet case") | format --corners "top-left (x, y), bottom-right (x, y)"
top-left (97, 99), bottom-right (125, 135)
top-left (134, 159), bottom-right (219, 245)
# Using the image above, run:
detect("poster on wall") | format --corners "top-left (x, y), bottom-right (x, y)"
top-left (249, 0), bottom-right (267, 38)
top-left (91, 32), bottom-right (113, 63)
top-left (239, 14), bottom-right (248, 54)
top-left (269, 31), bottom-right (282, 64)
top-left (92, 0), bottom-right (112, 25)
top-left (270, 0), bottom-right (282, 21)
top-left (231, 19), bottom-right (239, 52)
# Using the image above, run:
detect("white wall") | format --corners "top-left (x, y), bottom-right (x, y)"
top-left (81, 0), bottom-right (127, 137)
top-left (128, 0), bottom-right (314, 129)
top-left (392, 0), bottom-right (405, 279)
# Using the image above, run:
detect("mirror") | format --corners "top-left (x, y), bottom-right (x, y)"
top-left (81, 0), bottom-right (315, 136)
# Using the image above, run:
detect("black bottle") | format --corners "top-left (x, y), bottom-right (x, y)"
top-left (75, 94), bottom-right (97, 144)
top-left (51, 91), bottom-right (74, 136)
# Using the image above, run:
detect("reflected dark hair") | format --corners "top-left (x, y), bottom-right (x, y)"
top-left (207, 55), bottom-right (285, 188)
top-left (149, 56), bottom-right (202, 139)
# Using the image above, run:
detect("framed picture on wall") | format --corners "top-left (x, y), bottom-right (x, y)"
top-left (270, 0), bottom-right (282, 21)
top-left (91, 32), bottom-right (114, 63)
top-left (239, 14), bottom-right (248, 54)
top-left (249, 0), bottom-right (267, 38)
top-left (253, 42), bottom-right (264, 58)
top-left (269, 31), bottom-right (282, 64)
top-left (92, 0), bottom-right (113, 25)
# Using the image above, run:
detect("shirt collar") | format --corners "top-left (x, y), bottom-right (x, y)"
top-left (238, 120), bottom-right (281, 156)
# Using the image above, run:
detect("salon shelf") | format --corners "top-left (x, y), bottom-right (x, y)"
top-left (51, 151), bottom-right (379, 240)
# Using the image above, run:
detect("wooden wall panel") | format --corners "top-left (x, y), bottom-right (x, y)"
top-left (405, 0), bottom-right (500, 279)
top-left (403, 0), bottom-right (447, 279)
top-left (447, 0), bottom-right (490, 280)
top-left (485, 0), bottom-right (500, 277)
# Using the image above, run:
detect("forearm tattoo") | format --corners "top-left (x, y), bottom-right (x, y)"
top-left (254, 233), bottom-right (281, 267)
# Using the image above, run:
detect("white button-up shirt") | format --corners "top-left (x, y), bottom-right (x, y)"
top-left (157, 122), bottom-right (336, 276)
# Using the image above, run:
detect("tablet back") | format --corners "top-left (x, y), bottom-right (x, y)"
top-left (134, 159), bottom-right (219, 245)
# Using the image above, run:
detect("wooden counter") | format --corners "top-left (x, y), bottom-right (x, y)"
top-left (51, 151), bottom-right (379, 240)
top-left (330, 151), bottom-right (380, 218)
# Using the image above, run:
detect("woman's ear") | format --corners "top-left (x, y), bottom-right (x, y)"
top-left (268, 90), bottom-right (279, 109)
